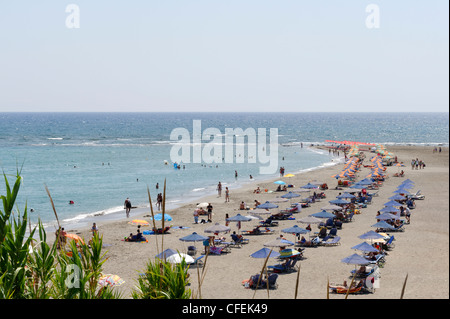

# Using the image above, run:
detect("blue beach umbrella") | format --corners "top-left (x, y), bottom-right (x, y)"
top-left (329, 199), bottom-right (350, 205)
top-left (383, 200), bottom-right (402, 207)
top-left (256, 201), bottom-right (279, 209)
top-left (281, 225), bottom-right (310, 235)
top-left (337, 193), bottom-right (356, 199)
top-left (341, 253), bottom-right (370, 266)
top-left (379, 206), bottom-right (401, 214)
top-left (356, 179), bottom-right (373, 185)
top-left (250, 248), bottom-right (280, 259)
top-left (389, 194), bottom-right (406, 201)
top-left (310, 210), bottom-right (336, 219)
top-left (179, 232), bottom-right (209, 242)
top-left (281, 192), bottom-right (301, 199)
top-left (301, 182), bottom-right (319, 189)
top-left (274, 180), bottom-right (286, 185)
top-left (226, 214), bottom-right (252, 222)
top-left (393, 189), bottom-right (411, 195)
top-left (371, 220), bottom-right (396, 230)
top-left (358, 230), bottom-right (385, 241)
top-left (351, 242), bottom-right (379, 253)
top-left (397, 183), bottom-right (414, 189)
top-left (376, 212), bottom-right (400, 220)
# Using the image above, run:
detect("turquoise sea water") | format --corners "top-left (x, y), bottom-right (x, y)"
top-left (0, 112), bottom-right (448, 230)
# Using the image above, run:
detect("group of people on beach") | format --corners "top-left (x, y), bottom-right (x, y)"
top-left (411, 158), bottom-right (426, 170)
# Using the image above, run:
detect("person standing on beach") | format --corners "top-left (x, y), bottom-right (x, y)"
top-left (225, 187), bottom-right (230, 202)
top-left (235, 170), bottom-right (238, 180)
top-left (207, 203), bottom-right (213, 222)
top-left (193, 208), bottom-right (199, 224)
top-left (124, 198), bottom-right (132, 218)
top-left (217, 182), bottom-right (222, 197)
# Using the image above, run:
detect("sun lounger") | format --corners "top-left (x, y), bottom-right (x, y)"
top-left (408, 190), bottom-right (425, 200)
top-left (350, 265), bottom-right (378, 279)
top-left (382, 236), bottom-right (395, 250)
top-left (321, 236), bottom-right (341, 246)
top-left (267, 257), bottom-right (299, 273)
top-left (190, 255), bottom-right (204, 267)
top-left (209, 246), bottom-right (228, 255)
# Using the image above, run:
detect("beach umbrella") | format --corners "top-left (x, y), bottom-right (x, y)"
top-left (397, 183), bottom-right (414, 189)
top-left (393, 189), bottom-right (411, 195)
top-left (356, 179), bottom-right (373, 185)
top-left (155, 248), bottom-right (178, 259)
top-left (310, 210), bottom-right (336, 219)
top-left (297, 216), bottom-right (322, 224)
top-left (376, 212), bottom-right (401, 220)
top-left (256, 201), bottom-right (279, 209)
top-left (284, 174), bottom-right (295, 178)
top-left (204, 223), bottom-right (231, 234)
top-left (383, 200), bottom-right (402, 207)
top-left (358, 230), bottom-right (385, 241)
top-left (337, 193), bottom-right (356, 199)
top-left (98, 274), bottom-right (125, 287)
top-left (389, 194), bottom-right (406, 201)
top-left (166, 253), bottom-right (195, 264)
top-left (264, 237), bottom-right (295, 247)
top-left (281, 225), bottom-right (310, 235)
top-left (273, 180), bottom-right (286, 185)
top-left (226, 214), bottom-right (252, 222)
top-left (379, 206), bottom-right (400, 214)
top-left (351, 242), bottom-right (379, 253)
top-left (196, 202), bottom-right (209, 208)
top-left (179, 232), bottom-right (209, 242)
top-left (341, 253), bottom-right (370, 266)
top-left (279, 248), bottom-right (301, 258)
top-left (250, 248), bottom-right (280, 259)
top-left (150, 213), bottom-right (173, 221)
top-left (321, 204), bottom-right (343, 211)
top-left (371, 220), bottom-right (396, 230)
top-left (128, 219), bottom-right (150, 226)
top-left (64, 233), bottom-right (84, 244)
top-left (281, 192), bottom-right (301, 199)
top-left (301, 183), bottom-right (319, 189)
top-left (329, 199), bottom-right (350, 205)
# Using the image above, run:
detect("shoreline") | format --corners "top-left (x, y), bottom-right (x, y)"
top-left (43, 145), bottom-right (343, 234)
top-left (52, 145), bottom-right (449, 299)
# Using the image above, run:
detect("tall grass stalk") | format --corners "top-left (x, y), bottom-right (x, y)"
top-left (400, 274), bottom-right (408, 299)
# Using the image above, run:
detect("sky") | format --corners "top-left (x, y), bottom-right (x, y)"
top-left (0, 0), bottom-right (448, 112)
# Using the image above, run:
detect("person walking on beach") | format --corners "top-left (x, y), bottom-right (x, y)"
top-left (124, 198), bottom-right (132, 218)
top-left (225, 187), bottom-right (230, 202)
top-left (217, 182), bottom-right (222, 197)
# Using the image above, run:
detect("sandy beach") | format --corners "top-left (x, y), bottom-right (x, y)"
top-left (65, 145), bottom-right (448, 299)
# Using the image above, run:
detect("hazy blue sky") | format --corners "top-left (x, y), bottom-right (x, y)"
top-left (0, 1), bottom-right (448, 112)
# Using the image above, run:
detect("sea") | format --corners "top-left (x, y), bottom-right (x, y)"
top-left (0, 112), bottom-right (448, 231)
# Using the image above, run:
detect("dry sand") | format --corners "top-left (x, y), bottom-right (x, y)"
top-left (68, 145), bottom-right (448, 299)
